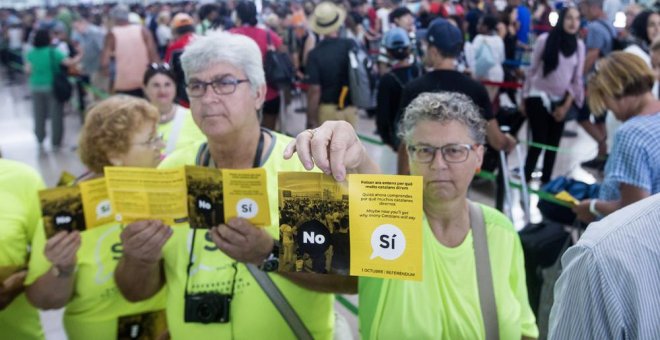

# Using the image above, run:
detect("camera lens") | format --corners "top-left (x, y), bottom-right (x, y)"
top-left (197, 302), bottom-right (216, 323)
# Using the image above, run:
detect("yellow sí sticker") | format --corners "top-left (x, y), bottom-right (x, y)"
top-left (222, 168), bottom-right (270, 226)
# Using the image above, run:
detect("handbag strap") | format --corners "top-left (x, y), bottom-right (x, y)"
top-left (49, 47), bottom-right (57, 75)
top-left (245, 264), bottom-right (313, 340)
top-left (468, 201), bottom-right (500, 340)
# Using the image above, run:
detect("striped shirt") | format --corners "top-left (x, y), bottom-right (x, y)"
top-left (599, 112), bottom-right (660, 201)
top-left (548, 194), bottom-right (660, 339)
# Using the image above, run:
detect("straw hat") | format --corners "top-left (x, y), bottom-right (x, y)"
top-left (309, 2), bottom-right (346, 35)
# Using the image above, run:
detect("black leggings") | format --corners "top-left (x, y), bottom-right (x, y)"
top-left (524, 97), bottom-right (565, 184)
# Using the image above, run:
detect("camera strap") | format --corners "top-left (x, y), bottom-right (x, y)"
top-left (245, 264), bottom-right (313, 340)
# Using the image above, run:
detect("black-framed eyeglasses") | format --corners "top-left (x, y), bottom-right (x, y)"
top-left (407, 143), bottom-right (478, 164)
top-left (133, 133), bottom-right (164, 148)
top-left (185, 77), bottom-right (250, 98)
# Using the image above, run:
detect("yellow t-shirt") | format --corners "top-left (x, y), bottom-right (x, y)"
top-left (359, 204), bottom-right (538, 340)
top-left (158, 131), bottom-right (335, 339)
top-left (26, 209), bottom-right (167, 339)
top-left (157, 106), bottom-right (205, 155)
top-left (0, 159), bottom-right (45, 340)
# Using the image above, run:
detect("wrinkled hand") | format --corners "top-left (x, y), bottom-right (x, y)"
top-left (0, 270), bottom-right (27, 310)
top-left (120, 220), bottom-right (172, 264)
top-left (209, 218), bottom-right (274, 265)
top-left (45, 231), bottom-right (81, 270)
top-left (284, 121), bottom-right (368, 181)
top-left (573, 200), bottom-right (596, 224)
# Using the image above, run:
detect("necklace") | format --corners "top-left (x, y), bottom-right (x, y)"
top-left (159, 105), bottom-right (176, 124)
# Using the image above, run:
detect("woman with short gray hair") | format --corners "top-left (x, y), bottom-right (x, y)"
top-left (360, 91), bottom-right (538, 339)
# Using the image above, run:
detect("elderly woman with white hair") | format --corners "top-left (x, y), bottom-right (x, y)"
top-left (359, 92), bottom-right (536, 339)
top-left (115, 31), bottom-right (376, 339)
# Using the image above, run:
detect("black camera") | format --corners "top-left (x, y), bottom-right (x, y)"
top-left (184, 293), bottom-right (231, 324)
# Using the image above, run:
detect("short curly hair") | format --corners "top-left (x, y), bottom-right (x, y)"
top-left (79, 95), bottom-right (159, 174)
top-left (398, 91), bottom-right (487, 144)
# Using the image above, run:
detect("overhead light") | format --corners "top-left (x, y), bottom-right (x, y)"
top-left (614, 11), bottom-right (626, 29)
top-left (549, 11), bottom-right (558, 27)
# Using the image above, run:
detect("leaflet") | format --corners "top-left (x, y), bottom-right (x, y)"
top-left (39, 185), bottom-right (86, 238)
top-left (104, 167), bottom-right (188, 225)
top-left (278, 172), bottom-right (350, 275)
top-left (185, 165), bottom-right (224, 229)
top-left (79, 177), bottom-right (114, 229)
top-left (348, 175), bottom-right (423, 281)
top-left (349, 175), bottom-right (423, 281)
top-left (277, 172), bottom-right (423, 281)
top-left (222, 168), bottom-right (270, 227)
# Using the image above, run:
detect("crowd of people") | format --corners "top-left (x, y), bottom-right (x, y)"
top-left (0, 0), bottom-right (659, 339)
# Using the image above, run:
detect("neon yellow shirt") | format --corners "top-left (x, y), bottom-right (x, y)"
top-left (359, 204), bottom-right (538, 340)
top-left (157, 106), bottom-right (205, 155)
top-left (0, 159), bottom-right (45, 340)
top-left (26, 211), bottom-right (167, 339)
top-left (158, 131), bottom-right (335, 339)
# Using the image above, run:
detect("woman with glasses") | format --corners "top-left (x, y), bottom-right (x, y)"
top-left (143, 63), bottom-right (205, 155)
top-left (25, 96), bottom-right (168, 340)
top-left (359, 92), bottom-right (538, 339)
top-left (572, 52), bottom-right (660, 223)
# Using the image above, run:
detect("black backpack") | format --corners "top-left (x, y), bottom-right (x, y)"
top-left (264, 31), bottom-right (295, 88)
top-left (50, 48), bottom-right (72, 103)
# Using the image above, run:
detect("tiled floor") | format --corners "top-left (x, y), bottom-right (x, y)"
top-left (1, 71), bottom-right (600, 339)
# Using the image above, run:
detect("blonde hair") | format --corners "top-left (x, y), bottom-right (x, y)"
top-left (587, 52), bottom-right (655, 114)
top-left (79, 96), bottom-right (159, 174)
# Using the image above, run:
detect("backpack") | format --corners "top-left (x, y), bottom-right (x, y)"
top-left (264, 31), bottom-right (295, 88)
top-left (594, 20), bottom-right (628, 52)
top-left (347, 41), bottom-right (375, 109)
top-left (50, 48), bottom-right (72, 103)
top-left (474, 40), bottom-right (496, 79)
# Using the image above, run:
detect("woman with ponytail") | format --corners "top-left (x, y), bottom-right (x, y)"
top-left (521, 6), bottom-right (585, 184)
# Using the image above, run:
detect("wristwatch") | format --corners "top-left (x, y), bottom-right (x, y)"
top-left (589, 199), bottom-right (604, 219)
top-left (259, 241), bottom-right (280, 272)
top-left (51, 265), bottom-right (75, 278)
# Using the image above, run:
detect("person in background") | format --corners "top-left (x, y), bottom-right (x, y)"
top-left (361, 92), bottom-right (538, 339)
top-left (577, 0), bottom-right (617, 171)
top-left (550, 194), bottom-right (660, 340)
top-left (72, 11), bottom-right (107, 110)
top-left (522, 7), bottom-right (585, 185)
top-left (231, 0), bottom-right (285, 131)
top-left (142, 63), bottom-right (204, 155)
top-left (376, 27), bottom-right (420, 151)
top-left (101, 4), bottom-right (159, 98)
top-left (397, 19), bottom-right (515, 175)
top-left (573, 52), bottom-right (660, 223)
top-left (305, 2), bottom-right (357, 129)
top-left (471, 14), bottom-right (505, 101)
top-left (196, 3), bottom-right (220, 36)
top-left (0, 158), bottom-right (46, 339)
top-left (164, 12), bottom-right (195, 63)
top-left (155, 11), bottom-right (172, 59)
top-left (25, 96), bottom-right (168, 340)
top-left (533, 0), bottom-right (553, 34)
top-left (625, 10), bottom-right (660, 65)
top-left (465, 0), bottom-right (484, 41)
top-left (25, 28), bottom-right (80, 149)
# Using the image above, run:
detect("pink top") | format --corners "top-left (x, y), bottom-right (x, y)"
top-left (230, 26), bottom-right (283, 101)
top-left (113, 25), bottom-right (149, 91)
top-left (523, 33), bottom-right (585, 108)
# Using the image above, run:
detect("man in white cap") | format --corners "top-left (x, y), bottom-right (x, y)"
top-left (305, 1), bottom-right (358, 129)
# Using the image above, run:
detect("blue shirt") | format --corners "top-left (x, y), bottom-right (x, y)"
top-left (586, 19), bottom-right (615, 58)
top-left (517, 5), bottom-right (531, 44)
top-left (599, 112), bottom-right (660, 201)
top-left (549, 194), bottom-right (660, 339)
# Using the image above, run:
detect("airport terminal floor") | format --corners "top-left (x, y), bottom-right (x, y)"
top-left (0, 68), bottom-right (604, 339)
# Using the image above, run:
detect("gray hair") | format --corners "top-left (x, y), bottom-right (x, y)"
top-left (110, 5), bottom-right (130, 22)
top-left (398, 92), bottom-right (487, 144)
top-left (180, 31), bottom-right (266, 93)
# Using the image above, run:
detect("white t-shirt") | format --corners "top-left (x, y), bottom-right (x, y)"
top-left (377, 8), bottom-right (391, 33)
top-left (470, 34), bottom-right (505, 82)
top-left (156, 24), bottom-right (172, 47)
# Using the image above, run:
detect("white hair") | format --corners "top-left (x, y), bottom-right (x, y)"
top-left (180, 30), bottom-right (266, 93)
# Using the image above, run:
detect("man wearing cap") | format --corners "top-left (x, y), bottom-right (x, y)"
top-left (376, 27), bottom-right (420, 151)
top-left (397, 19), bottom-right (516, 175)
top-left (305, 1), bottom-right (358, 129)
top-left (164, 13), bottom-right (195, 63)
top-left (101, 4), bottom-right (160, 98)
